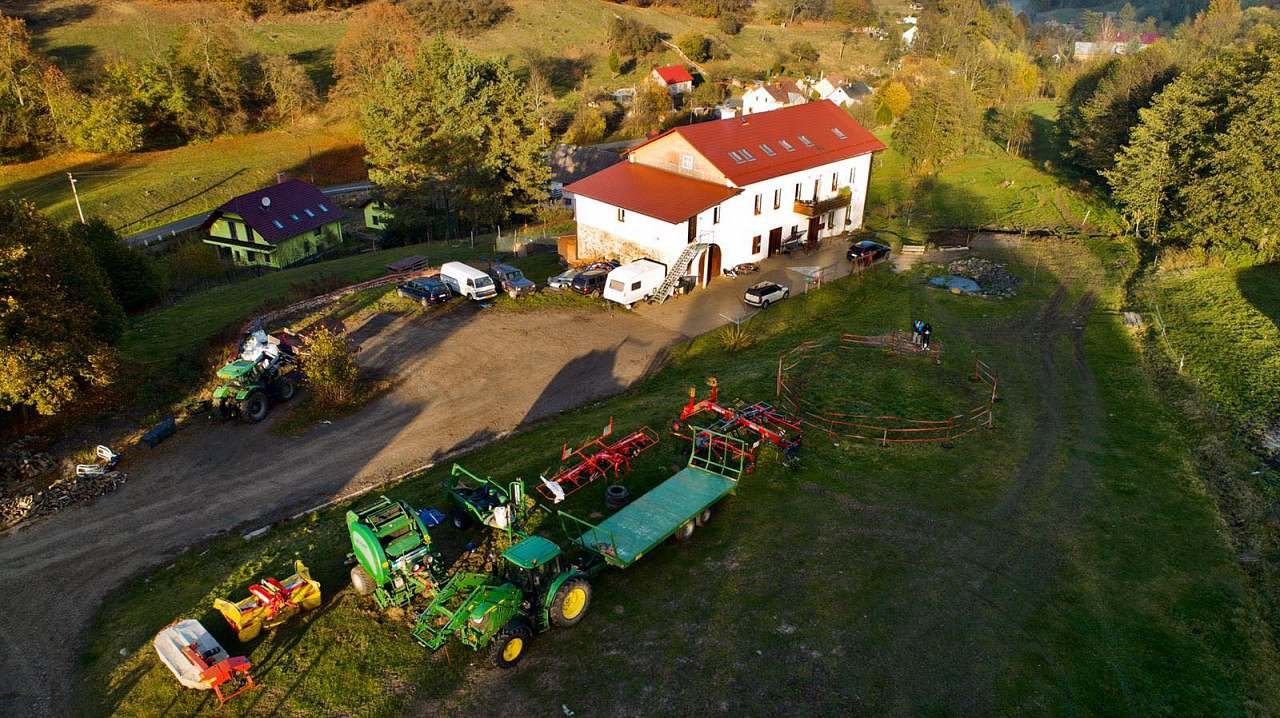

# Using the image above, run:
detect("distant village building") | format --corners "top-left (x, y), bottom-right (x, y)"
top-left (202, 179), bottom-right (343, 269)
top-left (548, 144), bottom-right (625, 208)
top-left (361, 199), bottom-right (393, 231)
top-left (565, 101), bottom-right (885, 288)
top-left (651, 64), bottom-right (695, 95)
top-left (742, 78), bottom-right (808, 115)
top-left (813, 75), bottom-right (873, 107)
top-left (1073, 32), bottom-right (1161, 60)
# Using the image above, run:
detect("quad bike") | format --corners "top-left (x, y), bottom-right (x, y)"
top-left (213, 330), bottom-right (301, 423)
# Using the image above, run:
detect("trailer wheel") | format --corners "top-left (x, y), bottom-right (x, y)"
top-left (695, 508), bottom-right (712, 527)
top-left (490, 621), bottom-right (532, 669)
top-left (272, 376), bottom-right (296, 402)
top-left (550, 578), bottom-right (592, 628)
top-left (674, 520), bottom-right (695, 542)
top-left (240, 391), bottom-right (269, 423)
top-left (350, 566), bottom-right (375, 596)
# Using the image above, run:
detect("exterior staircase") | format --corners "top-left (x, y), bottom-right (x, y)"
top-left (653, 241), bottom-right (711, 304)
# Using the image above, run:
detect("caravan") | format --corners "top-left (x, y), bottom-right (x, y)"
top-left (603, 259), bottom-right (666, 309)
top-left (439, 262), bottom-right (498, 301)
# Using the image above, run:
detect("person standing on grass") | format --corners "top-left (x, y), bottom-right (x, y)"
top-left (922, 322), bottom-right (933, 350)
top-left (912, 319), bottom-right (924, 346)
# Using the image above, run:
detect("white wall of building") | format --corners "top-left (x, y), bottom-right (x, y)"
top-left (573, 152), bottom-right (874, 276)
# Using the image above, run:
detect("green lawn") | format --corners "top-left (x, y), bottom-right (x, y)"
top-left (81, 242), bottom-right (1280, 716)
top-left (1142, 263), bottom-right (1280, 430)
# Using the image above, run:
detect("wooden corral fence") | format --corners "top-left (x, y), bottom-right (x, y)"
top-left (840, 330), bottom-right (941, 363)
top-left (775, 340), bottom-right (999, 447)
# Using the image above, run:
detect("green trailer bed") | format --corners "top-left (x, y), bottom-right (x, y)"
top-left (560, 428), bottom-right (747, 569)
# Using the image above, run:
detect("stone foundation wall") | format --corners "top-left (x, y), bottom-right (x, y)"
top-left (576, 225), bottom-right (668, 265)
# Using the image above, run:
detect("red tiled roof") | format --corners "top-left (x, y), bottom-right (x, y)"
top-left (654, 64), bottom-right (694, 85)
top-left (565, 162), bottom-right (740, 224)
top-left (208, 179), bottom-right (342, 244)
top-left (634, 100), bottom-right (886, 187)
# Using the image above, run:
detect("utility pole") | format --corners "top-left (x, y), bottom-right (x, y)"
top-left (67, 173), bottom-right (85, 224)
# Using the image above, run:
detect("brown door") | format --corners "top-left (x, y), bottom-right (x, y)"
top-left (768, 227), bottom-right (782, 255)
top-left (807, 217), bottom-right (820, 248)
top-left (687, 214), bottom-right (698, 244)
top-left (699, 244), bottom-right (722, 285)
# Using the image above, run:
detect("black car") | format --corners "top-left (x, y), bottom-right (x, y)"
top-left (397, 276), bottom-right (452, 306)
top-left (847, 240), bottom-right (891, 263)
top-left (570, 269), bottom-right (609, 297)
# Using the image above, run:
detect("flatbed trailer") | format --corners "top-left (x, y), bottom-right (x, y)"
top-left (559, 428), bottom-right (745, 569)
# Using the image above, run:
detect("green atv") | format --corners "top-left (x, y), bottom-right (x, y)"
top-left (213, 332), bottom-right (300, 423)
top-left (411, 535), bottom-right (593, 668)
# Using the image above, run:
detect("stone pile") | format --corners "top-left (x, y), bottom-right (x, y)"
top-left (946, 257), bottom-right (1022, 298)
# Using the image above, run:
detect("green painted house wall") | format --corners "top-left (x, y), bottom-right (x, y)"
top-left (204, 212), bottom-right (344, 269)
top-left (364, 202), bottom-right (393, 230)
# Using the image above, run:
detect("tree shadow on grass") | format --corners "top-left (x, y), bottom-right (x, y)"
top-left (1237, 263), bottom-right (1280, 330)
top-left (289, 48), bottom-right (335, 95)
top-left (282, 144), bottom-right (367, 187)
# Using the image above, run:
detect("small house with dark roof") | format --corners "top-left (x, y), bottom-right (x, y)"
top-left (203, 179), bottom-right (344, 269)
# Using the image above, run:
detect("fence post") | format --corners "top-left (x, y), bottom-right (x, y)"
top-left (776, 354), bottom-right (783, 397)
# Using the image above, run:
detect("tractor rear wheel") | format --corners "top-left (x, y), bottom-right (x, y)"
top-left (490, 621), bottom-right (532, 669)
top-left (272, 376), bottom-right (296, 402)
top-left (550, 578), bottom-right (592, 628)
top-left (674, 520), bottom-right (695, 542)
top-left (240, 391), bottom-right (269, 423)
top-left (350, 566), bottom-right (375, 596)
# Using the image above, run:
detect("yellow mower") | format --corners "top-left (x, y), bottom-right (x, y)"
top-left (214, 560), bottom-right (321, 642)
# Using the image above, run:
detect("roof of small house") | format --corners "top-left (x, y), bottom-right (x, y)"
top-left (628, 100), bottom-right (886, 187)
top-left (654, 64), bottom-right (694, 85)
top-left (548, 144), bottom-right (625, 185)
top-left (207, 179), bottom-right (341, 244)
top-left (565, 162), bottom-right (741, 224)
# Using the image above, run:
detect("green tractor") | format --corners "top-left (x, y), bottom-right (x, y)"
top-left (411, 534), bottom-right (592, 668)
top-left (346, 496), bottom-right (445, 609)
top-left (213, 331), bottom-right (300, 423)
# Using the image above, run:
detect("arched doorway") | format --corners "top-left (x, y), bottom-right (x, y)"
top-left (698, 244), bottom-right (722, 286)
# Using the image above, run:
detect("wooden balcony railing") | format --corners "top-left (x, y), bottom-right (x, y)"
top-left (793, 191), bottom-right (851, 217)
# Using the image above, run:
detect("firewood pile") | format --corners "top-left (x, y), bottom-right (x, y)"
top-left (1, 437), bottom-right (128, 528)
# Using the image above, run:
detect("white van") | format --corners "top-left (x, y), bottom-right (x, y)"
top-left (603, 259), bottom-right (666, 309)
top-left (439, 261), bottom-right (498, 301)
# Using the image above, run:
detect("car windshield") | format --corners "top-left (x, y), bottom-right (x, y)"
top-left (475, 276), bottom-right (494, 288)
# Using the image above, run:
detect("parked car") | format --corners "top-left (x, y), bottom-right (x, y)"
top-left (488, 263), bottom-right (536, 298)
top-left (847, 240), bottom-right (891, 263)
top-left (547, 267), bottom-right (579, 290)
top-left (397, 276), bottom-right (452, 307)
top-left (570, 268), bottom-right (609, 297)
top-left (439, 261), bottom-right (498, 301)
top-left (743, 281), bottom-right (790, 309)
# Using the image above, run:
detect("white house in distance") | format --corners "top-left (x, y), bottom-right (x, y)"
top-left (651, 64), bottom-right (694, 95)
top-left (565, 101), bottom-right (886, 287)
top-left (813, 74), bottom-right (873, 107)
top-left (742, 78), bottom-right (808, 115)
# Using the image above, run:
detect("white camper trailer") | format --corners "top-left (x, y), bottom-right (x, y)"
top-left (603, 259), bottom-right (666, 309)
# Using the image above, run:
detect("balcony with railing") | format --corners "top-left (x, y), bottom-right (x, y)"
top-left (793, 188), bottom-right (851, 217)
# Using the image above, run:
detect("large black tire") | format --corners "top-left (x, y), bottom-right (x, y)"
top-left (549, 578), bottom-right (592, 628)
top-left (240, 390), bottom-right (269, 423)
top-left (350, 565), bottom-right (375, 596)
top-left (272, 375), bottom-right (296, 402)
top-left (604, 484), bottom-right (630, 511)
top-left (490, 621), bottom-right (532, 669)
top-left (762, 300), bottom-right (771, 310)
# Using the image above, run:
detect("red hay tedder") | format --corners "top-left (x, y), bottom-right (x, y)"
top-left (672, 377), bottom-right (802, 470)
top-left (537, 420), bottom-right (660, 503)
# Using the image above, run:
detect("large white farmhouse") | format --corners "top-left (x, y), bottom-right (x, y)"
top-left (565, 101), bottom-right (886, 287)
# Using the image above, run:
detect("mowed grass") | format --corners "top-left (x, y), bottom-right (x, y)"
top-left (0, 121), bottom-right (365, 231)
top-left (81, 243), bottom-right (1280, 716)
top-left (1143, 263), bottom-right (1280, 429)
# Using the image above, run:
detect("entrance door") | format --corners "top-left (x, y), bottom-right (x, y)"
top-left (698, 244), bottom-right (722, 286)
top-left (806, 217), bottom-right (820, 249)
top-left (768, 227), bottom-right (783, 255)
top-left (687, 214), bottom-right (698, 244)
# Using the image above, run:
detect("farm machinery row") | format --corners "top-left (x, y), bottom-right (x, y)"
top-left (342, 379), bottom-right (804, 668)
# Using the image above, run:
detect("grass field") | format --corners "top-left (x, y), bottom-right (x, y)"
top-left (80, 240), bottom-right (1280, 716)
top-left (1142, 263), bottom-right (1280, 430)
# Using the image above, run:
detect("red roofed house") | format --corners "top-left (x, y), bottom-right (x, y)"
top-left (565, 101), bottom-right (885, 286)
top-left (203, 178), bottom-right (345, 269)
top-left (651, 64), bottom-right (694, 95)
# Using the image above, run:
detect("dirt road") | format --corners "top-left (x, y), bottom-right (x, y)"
top-left (0, 306), bottom-right (681, 716)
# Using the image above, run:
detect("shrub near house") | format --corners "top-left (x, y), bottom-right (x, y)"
top-left (203, 179), bottom-right (344, 269)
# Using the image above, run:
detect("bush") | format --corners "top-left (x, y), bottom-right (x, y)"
top-left (719, 323), bottom-right (756, 352)
top-left (163, 240), bottom-right (228, 295)
top-left (563, 103), bottom-right (607, 145)
top-left (406, 0), bottom-right (511, 34)
top-left (304, 327), bottom-right (359, 408)
top-left (789, 40), bottom-right (819, 63)
top-left (68, 219), bottom-right (165, 314)
top-left (608, 16), bottom-right (661, 56)
top-left (677, 33), bottom-right (712, 62)
top-left (718, 13), bottom-right (744, 35)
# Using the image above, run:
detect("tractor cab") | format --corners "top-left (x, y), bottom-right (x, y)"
top-left (216, 360), bottom-right (258, 382)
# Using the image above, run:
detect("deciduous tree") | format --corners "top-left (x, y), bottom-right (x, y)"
top-left (334, 2), bottom-right (422, 98)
